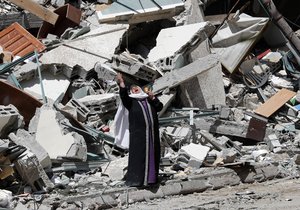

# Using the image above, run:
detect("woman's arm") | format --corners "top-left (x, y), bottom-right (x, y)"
top-left (116, 73), bottom-right (132, 109)
top-left (147, 91), bottom-right (163, 112)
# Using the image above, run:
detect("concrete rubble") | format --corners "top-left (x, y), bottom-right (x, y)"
top-left (0, 0), bottom-right (300, 209)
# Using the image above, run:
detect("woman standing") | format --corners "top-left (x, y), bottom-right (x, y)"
top-left (116, 73), bottom-right (163, 187)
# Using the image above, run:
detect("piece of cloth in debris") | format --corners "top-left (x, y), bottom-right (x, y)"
top-left (119, 86), bottom-right (163, 187)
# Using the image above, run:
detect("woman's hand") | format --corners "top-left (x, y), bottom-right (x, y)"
top-left (147, 91), bottom-right (155, 100)
top-left (116, 73), bottom-right (125, 88)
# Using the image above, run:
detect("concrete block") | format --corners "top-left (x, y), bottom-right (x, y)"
top-left (179, 61), bottom-right (226, 109)
top-left (67, 98), bottom-right (90, 122)
top-left (14, 151), bottom-right (54, 191)
top-left (119, 188), bottom-right (164, 204)
top-left (219, 106), bottom-right (231, 120)
top-left (165, 126), bottom-right (190, 138)
top-left (8, 129), bottom-right (51, 169)
top-left (267, 139), bottom-right (282, 152)
top-left (96, 0), bottom-right (184, 24)
top-left (221, 148), bottom-right (237, 163)
top-left (158, 91), bottom-right (176, 117)
top-left (20, 70), bottom-right (70, 103)
top-left (179, 143), bottom-right (210, 165)
top-left (78, 93), bottom-right (117, 115)
top-left (152, 54), bottom-right (220, 94)
top-left (110, 52), bottom-right (159, 82)
top-left (94, 62), bottom-right (117, 81)
top-left (234, 163), bottom-right (278, 183)
top-left (0, 105), bottom-right (24, 138)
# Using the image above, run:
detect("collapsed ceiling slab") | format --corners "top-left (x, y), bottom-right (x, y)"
top-left (96, 0), bottom-right (185, 24)
top-left (40, 24), bottom-right (128, 71)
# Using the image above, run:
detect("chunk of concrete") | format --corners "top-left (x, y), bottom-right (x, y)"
top-left (8, 129), bottom-right (51, 169)
top-left (211, 13), bottom-right (269, 73)
top-left (0, 105), bottom-right (24, 138)
top-left (20, 70), bottom-right (70, 104)
top-left (40, 24), bottom-right (128, 71)
top-left (179, 143), bottom-right (210, 166)
top-left (14, 151), bottom-right (54, 191)
top-left (78, 93), bottom-right (117, 115)
top-left (31, 105), bottom-right (87, 161)
top-left (96, 0), bottom-right (185, 24)
top-left (157, 91), bottom-right (176, 117)
top-left (152, 54), bottom-right (220, 94)
top-left (110, 52), bottom-right (159, 82)
top-left (148, 22), bottom-right (215, 71)
top-left (66, 98), bottom-right (90, 122)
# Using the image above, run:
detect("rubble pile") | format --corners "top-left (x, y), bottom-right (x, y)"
top-left (1, 0), bottom-right (300, 209)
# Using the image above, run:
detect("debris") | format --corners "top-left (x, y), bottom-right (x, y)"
top-left (96, 0), bottom-right (185, 24)
top-left (255, 88), bottom-right (296, 118)
top-left (0, 22), bottom-right (46, 57)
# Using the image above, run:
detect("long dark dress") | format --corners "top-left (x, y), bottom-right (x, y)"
top-left (119, 87), bottom-right (163, 187)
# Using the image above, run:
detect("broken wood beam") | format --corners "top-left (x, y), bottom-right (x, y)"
top-left (8, 0), bottom-right (59, 25)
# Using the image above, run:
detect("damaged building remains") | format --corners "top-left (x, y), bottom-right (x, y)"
top-left (1, 0), bottom-right (300, 209)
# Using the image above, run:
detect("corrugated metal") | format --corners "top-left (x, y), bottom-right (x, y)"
top-left (0, 22), bottom-right (45, 57)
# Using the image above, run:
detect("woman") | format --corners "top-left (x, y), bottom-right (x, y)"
top-left (116, 73), bottom-right (163, 187)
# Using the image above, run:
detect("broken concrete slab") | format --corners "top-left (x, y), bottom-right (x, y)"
top-left (20, 70), bottom-right (71, 104)
top-left (178, 59), bottom-right (226, 108)
top-left (30, 105), bottom-right (87, 161)
top-left (8, 129), bottom-right (51, 169)
top-left (211, 13), bottom-right (269, 73)
top-left (152, 54), bottom-right (219, 94)
top-left (147, 22), bottom-right (215, 71)
top-left (175, 0), bottom-right (205, 25)
top-left (96, 0), bottom-right (185, 24)
top-left (14, 151), bottom-right (54, 191)
top-left (40, 24), bottom-right (128, 71)
top-left (157, 91), bottom-right (176, 117)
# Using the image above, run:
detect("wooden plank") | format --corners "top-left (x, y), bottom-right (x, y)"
top-left (8, 0), bottom-right (58, 25)
top-left (254, 88), bottom-right (296, 118)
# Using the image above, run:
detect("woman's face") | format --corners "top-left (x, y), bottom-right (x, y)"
top-left (131, 86), bottom-right (141, 94)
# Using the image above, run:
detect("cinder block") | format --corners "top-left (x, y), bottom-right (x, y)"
top-left (15, 152), bottom-right (54, 192)
top-left (0, 105), bottom-right (24, 138)
top-left (67, 98), bottom-right (90, 122)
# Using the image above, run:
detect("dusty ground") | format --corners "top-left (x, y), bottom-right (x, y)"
top-left (124, 177), bottom-right (300, 210)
